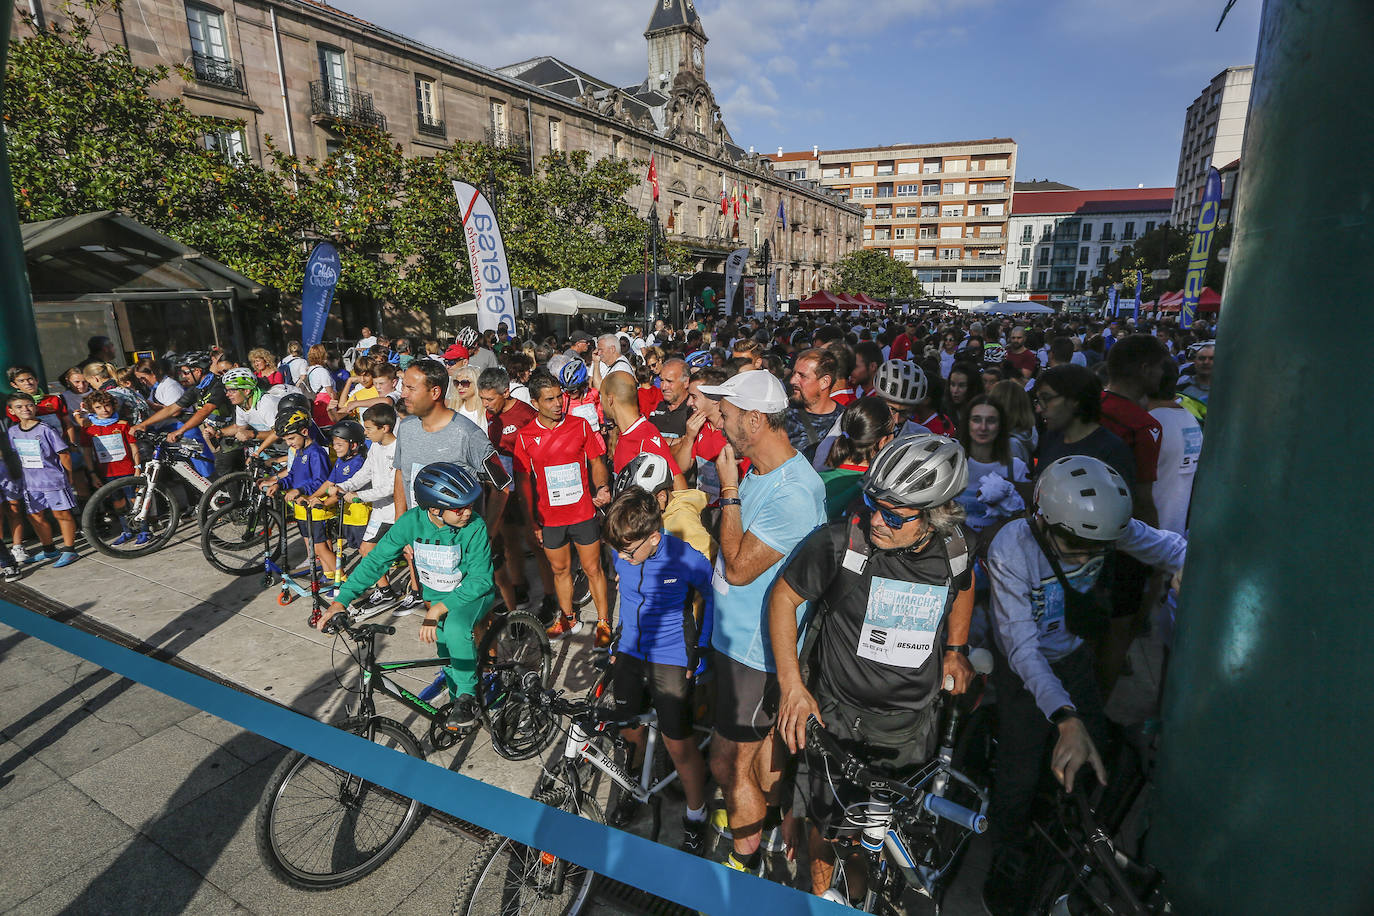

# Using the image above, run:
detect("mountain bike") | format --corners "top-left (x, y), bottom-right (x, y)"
top-left (193, 441), bottom-right (287, 527)
top-left (199, 453), bottom-right (287, 575)
top-left (257, 611), bottom-right (554, 890)
top-left (81, 430), bottom-right (215, 557)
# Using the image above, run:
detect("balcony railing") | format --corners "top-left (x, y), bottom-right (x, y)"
top-left (191, 52), bottom-right (245, 92)
top-left (417, 115), bottom-right (446, 138)
top-left (310, 81), bottom-right (387, 131)
top-left (485, 126), bottom-right (527, 151)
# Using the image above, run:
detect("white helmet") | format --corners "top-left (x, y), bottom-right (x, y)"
top-left (863, 433), bottom-right (967, 509)
top-left (615, 451), bottom-right (673, 497)
top-left (1034, 456), bottom-right (1132, 542)
top-left (458, 327), bottom-right (480, 348)
top-left (874, 359), bottom-right (928, 406)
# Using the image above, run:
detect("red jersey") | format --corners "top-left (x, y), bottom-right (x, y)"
top-left (1100, 392), bottom-right (1162, 485)
top-left (915, 411), bottom-right (956, 438)
top-left (487, 400), bottom-right (538, 457)
top-left (513, 416), bottom-right (606, 527)
top-left (80, 420), bottom-right (138, 478)
top-left (562, 389), bottom-right (603, 430)
top-left (831, 388), bottom-right (856, 407)
top-left (636, 385), bottom-right (664, 417)
top-left (889, 333), bottom-right (913, 361)
top-left (612, 416), bottom-right (682, 475)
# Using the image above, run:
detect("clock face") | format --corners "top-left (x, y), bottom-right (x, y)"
top-left (692, 45), bottom-right (702, 67)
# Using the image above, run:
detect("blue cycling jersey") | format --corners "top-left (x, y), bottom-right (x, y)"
top-left (613, 531), bottom-right (713, 670)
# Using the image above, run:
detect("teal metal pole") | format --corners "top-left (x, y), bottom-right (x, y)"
top-left (1152, 1), bottom-right (1374, 912)
top-left (0, 3), bottom-right (44, 389)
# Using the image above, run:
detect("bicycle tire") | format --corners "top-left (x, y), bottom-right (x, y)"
top-left (478, 611), bottom-right (557, 761)
top-left (81, 474), bottom-right (180, 558)
top-left (196, 469), bottom-right (252, 528)
top-left (257, 715), bottom-right (426, 890)
top-left (450, 786), bottom-right (603, 916)
top-left (201, 501), bottom-right (284, 575)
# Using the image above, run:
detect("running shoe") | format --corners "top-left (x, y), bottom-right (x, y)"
top-left (418, 671), bottom-right (447, 703)
top-left (545, 613), bottom-right (583, 640)
top-left (447, 694), bottom-right (478, 729)
top-left (10, 545), bottom-right (28, 564)
top-left (710, 808), bottom-right (785, 852)
top-left (2, 564), bottom-right (20, 583)
top-left (52, 550), bottom-right (80, 569)
top-left (723, 851), bottom-right (764, 876)
top-left (110, 531), bottom-right (133, 546)
top-left (356, 584), bottom-right (395, 610)
top-left (679, 816), bottom-right (708, 856)
top-left (594, 620), bottom-right (614, 650)
top-left (392, 591), bottom-right (425, 617)
top-left (134, 532), bottom-right (149, 546)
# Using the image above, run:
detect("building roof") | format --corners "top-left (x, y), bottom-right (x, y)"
top-left (496, 56), bottom-right (669, 126)
top-left (1014, 179), bottom-right (1077, 191)
top-left (1011, 188), bottom-right (1174, 217)
top-left (777, 138), bottom-right (1015, 158)
top-left (646, 0), bottom-right (702, 34)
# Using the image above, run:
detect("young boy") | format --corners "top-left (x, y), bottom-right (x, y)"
top-left (601, 484), bottom-right (714, 854)
top-left (7, 393), bottom-right (79, 567)
top-left (0, 442), bottom-right (21, 581)
top-left (316, 462), bottom-right (495, 728)
top-left (261, 408), bottom-right (330, 579)
top-left (327, 404), bottom-right (401, 615)
top-left (297, 419), bottom-right (368, 581)
top-left (77, 390), bottom-right (144, 546)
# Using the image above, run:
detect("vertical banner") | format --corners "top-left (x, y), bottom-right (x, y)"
top-left (1181, 167), bottom-right (1222, 329)
top-left (723, 247), bottom-right (749, 317)
top-left (768, 271), bottom-right (778, 313)
top-left (1133, 272), bottom-right (1143, 320)
top-left (301, 241), bottom-right (341, 348)
top-left (454, 181), bottom-right (516, 334)
top-left (1107, 285), bottom-right (1119, 318)
top-left (742, 276), bottom-right (756, 316)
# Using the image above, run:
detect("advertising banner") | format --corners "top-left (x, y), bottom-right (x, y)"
top-left (742, 276), bottom-right (756, 316)
top-left (301, 241), bottom-right (340, 348)
top-left (1181, 167), bottom-right (1222, 329)
top-left (453, 181), bottom-right (517, 333)
top-left (722, 246), bottom-right (749, 317)
top-left (1133, 272), bottom-right (1143, 320)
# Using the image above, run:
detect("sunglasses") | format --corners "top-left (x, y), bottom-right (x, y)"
top-left (456, 380), bottom-right (472, 387)
top-left (863, 492), bottom-right (920, 529)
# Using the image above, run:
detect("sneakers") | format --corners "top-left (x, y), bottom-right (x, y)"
top-left (679, 816), bottom-right (707, 856)
top-left (25, 546), bottom-right (56, 564)
top-left (357, 584), bottom-right (395, 608)
top-left (545, 613), bottom-right (583, 641)
top-left (111, 531), bottom-right (134, 546)
top-left (723, 851), bottom-right (763, 876)
top-left (10, 545), bottom-right (29, 564)
top-left (709, 808), bottom-right (786, 852)
top-left (446, 694), bottom-right (478, 730)
top-left (607, 797), bottom-right (643, 829)
top-left (594, 620), bottom-right (614, 650)
top-left (1, 564), bottom-right (19, 583)
top-left (134, 532), bottom-right (149, 546)
top-left (417, 671), bottom-right (447, 703)
top-left (392, 591), bottom-right (425, 617)
top-left (52, 550), bottom-right (80, 569)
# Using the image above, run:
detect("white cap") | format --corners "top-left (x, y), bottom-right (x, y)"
top-left (699, 370), bottom-right (788, 413)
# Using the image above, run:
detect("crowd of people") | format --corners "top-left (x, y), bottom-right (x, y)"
top-left (0, 308), bottom-right (1214, 911)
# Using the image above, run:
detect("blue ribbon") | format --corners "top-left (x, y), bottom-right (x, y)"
top-left (0, 600), bottom-right (846, 914)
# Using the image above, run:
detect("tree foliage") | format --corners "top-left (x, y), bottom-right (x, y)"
top-left (1092, 222), bottom-right (1231, 303)
top-left (833, 248), bottom-right (924, 300)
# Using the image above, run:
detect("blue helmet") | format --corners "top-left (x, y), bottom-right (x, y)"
top-left (558, 359), bottom-right (589, 390)
top-left (684, 350), bottom-right (713, 369)
top-left (413, 462), bottom-right (482, 511)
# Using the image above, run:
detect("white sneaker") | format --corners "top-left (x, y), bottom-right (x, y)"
top-left (392, 592), bottom-right (425, 617)
top-left (10, 545), bottom-right (29, 564)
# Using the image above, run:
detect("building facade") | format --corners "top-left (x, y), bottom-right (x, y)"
top-left (769, 139), bottom-right (1017, 306)
top-left (1003, 188), bottom-right (1173, 302)
top-left (17, 0), bottom-right (861, 305)
top-left (1172, 66), bottom-right (1252, 228)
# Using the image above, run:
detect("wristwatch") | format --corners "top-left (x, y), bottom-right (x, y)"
top-left (719, 497), bottom-right (741, 507)
top-left (1049, 705), bottom-right (1081, 726)
top-left (944, 643), bottom-right (970, 657)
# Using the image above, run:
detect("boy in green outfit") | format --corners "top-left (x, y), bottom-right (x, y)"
top-left (316, 461), bottom-right (494, 727)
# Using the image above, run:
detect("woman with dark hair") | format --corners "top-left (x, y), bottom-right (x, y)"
top-left (818, 397), bottom-right (895, 519)
top-left (987, 379), bottom-right (1038, 465)
top-left (955, 395), bottom-right (1029, 534)
top-left (1032, 364), bottom-right (1134, 488)
top-left (941, 362), bottom-right (983, 426)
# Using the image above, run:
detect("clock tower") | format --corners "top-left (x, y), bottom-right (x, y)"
top-left (645, 0), bottom-right (708, 94)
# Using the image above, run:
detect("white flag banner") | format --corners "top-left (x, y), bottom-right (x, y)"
top-left (767, 271), bottom-right (778, 312)
top-left (454, 181), bottom-right (516, 334)
top-left (723, 247), bottom-right (749, 317)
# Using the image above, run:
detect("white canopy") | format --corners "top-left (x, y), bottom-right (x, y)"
top-left (961, 300), bottom-right (1057, 315)
top-left (444, 287), bottom-right (625, 318)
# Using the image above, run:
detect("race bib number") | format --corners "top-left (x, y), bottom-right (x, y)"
top-left (413, 542), bottom-right (463, 592)
top-left (570, 403), bottom-right (600, 428)
top-left (712, 556), bottom-right (730, 595)
top-left (92, 434), bottom-right (127, 464)
top-left (544, 462), bottom-right (584, 507)
top-left (1182, 426), bottom-right (1203, 470)
top-left (856, 576), bottom-right (948, 669)
top-left (14, 438), bottom-right (42, 470)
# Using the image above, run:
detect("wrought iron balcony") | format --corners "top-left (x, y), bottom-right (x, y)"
top-left (485, 126), bottom-right (526, 151)
top-left (417, 115), bottom-right (446, 138)
top-left (309, 81), bottom-right (387, 131)
top-left (191, 52), bottom-right (245, 92)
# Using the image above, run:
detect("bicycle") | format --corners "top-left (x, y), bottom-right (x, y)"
top-left (450, 684), bottom-right (712, 916)
top-left (257, 609), bottom-right (554, 890)
top-left (199, 453), bottom-right (287, 576)
top-left (81, 430), bottom-right (216, 557)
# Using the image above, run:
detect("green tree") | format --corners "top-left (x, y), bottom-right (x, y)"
top-left (1092, 222), bottom-right (1231, 303)
top-left (833, 248), bottom-right (924, 300)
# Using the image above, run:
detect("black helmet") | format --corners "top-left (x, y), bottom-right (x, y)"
top-left (413, 462), bottom-right (482, 512)
top-left (176, 350), bottom-right (212, 372)
top-left (274, 409), bottom-right (311, 437)
top-left (330, 419), bottom-right (366, 450)
top-left (276, 392), bottom-right (310, 416)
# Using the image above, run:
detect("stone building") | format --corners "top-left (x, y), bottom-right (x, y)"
top-left (19, 0), bottom-right (862, 312)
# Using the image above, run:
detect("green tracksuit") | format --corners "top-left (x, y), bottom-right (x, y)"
top-left (337, 507), bottom-right (495, 698)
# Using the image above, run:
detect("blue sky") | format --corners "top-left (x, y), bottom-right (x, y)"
top-left (345, 0), bottom-right (1263, 189)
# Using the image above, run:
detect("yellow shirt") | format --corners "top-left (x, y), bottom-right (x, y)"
top-left (662, 489), bottom-right (715, 562)
top-left (344, 385), bottom-right (379, 415)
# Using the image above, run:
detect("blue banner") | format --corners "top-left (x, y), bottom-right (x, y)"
top-left (1133, 272), bottom-right (1143, 320)
top-left (301, 241), bottom-right (341, 348)
top-left (1108, 285), bottom-right (1119, 317)
top-left (1181, 167), bottom-right (1222, 329)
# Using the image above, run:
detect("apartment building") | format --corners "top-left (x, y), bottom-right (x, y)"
top-left (1172, 66), bottom-right (1252, 228)
top-left (769, 139), bottom-right (1017, 306)
top-left (1004, 188), bottom-right (1173, 301)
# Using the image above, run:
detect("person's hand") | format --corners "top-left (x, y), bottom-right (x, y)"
top-left (715, 442), bottom-right (740, 491)
top-left (419, 602), bottom-right (444, 644)
top-left (315, 602), bottom-right (346, 631)
top-left (776, 681), bottom-right (821, 754)
top-left (592, 484), bottom-right (611, 508)
top-left (166, 429), bottom-right (183, 444)
top-left (685, 408), bottom-right (708, 438)
top-left (533, 526), bottom-right (544, 547)
top-left (402, 544), bottom-right (414, 561)
top-left (942, 650), bottom-right (974, 695)
top-left (1052, 717), bottom-right (1106, 792)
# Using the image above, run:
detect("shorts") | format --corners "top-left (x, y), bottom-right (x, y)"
top-left (805, 694), bottom-right (937, 840)
top-left (711, 651), bottom-right (779, 743)
top-left (341, 522), bottom-right (367, 550)
top-left (542, 515), bottom-right (600, 550)
top-left (610, 654), bottom-right (695, 741)
top-left (23, 485), bottom-right (76, 514)
top-left (0, 476), bottom-right (21, 503)
top-left (296, 518), bottom-right (330, 544)
top-left (363, 517), bottom-right (392, 543)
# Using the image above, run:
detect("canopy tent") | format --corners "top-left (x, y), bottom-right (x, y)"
top-left (796, 290), bottom-right (849, 311)
top-left (1156, 287), bottom-right (1222, 313)
top-left (852, 292), bottom-right (887, 309)
top-left (962, 300), bottom-right (1057, 315)
top-left (445, 287), bottom-right (625, 318)
top-left (834, 292), bottom-right (866, 309)
top-left (1156, 290), bottom-right (1185, 310)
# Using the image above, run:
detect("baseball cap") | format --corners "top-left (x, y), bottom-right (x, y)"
top-left (699, 370), bottom-right (788, 413)
top-left (569, 330), bottom-right (594, 344)
top-left (443, 343), bottom-right (469, 361)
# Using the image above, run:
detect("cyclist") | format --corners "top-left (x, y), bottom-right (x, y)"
top-left (513, 370), bottom-right (614, 646)
top-left (316, 462), bottom-right (495, 728)
top-left (980, 455), bottom-right (1187, 915)
top-left (261, 408), bottom-right (331, 578)
top-left (220, 367), bottom-right (283, 468)
top-left (872, 360), bottom-right (936, 440)
top-left (558, 359), bottom-right (604, 431)
top-left (301, 419), bottom-right (370, 580)
top-left (600, 480), bottom-right (714, 852)
top-left (132, 352), bottom-right (231, 479)
top-left (769, 434), bottom-right (976, 900)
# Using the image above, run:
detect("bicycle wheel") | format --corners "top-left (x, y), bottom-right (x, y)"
top-left (478, 611), bottom-right (557, 761)
top-left (451, 786), bottom-right (603, 916)
top-left (196, 469), bottom-right (252, 528)
top-left (201, 501), bottom-right (283, 575)
top-left (257, 715), bottom-right (426, 890)
top-left (81, 474), bottom-right (180, 558)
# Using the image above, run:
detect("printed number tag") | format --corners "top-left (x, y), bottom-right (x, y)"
top-left (92, 434), bottom-right (127, 464)
top-left (855, 576), bottom-right (947, 669)
top-left (571, 403), bottom-right (600, 427)
top-left (712, 557), bottom-right (730, 595)
top-left (544, 462), bottom-right (584, 507)
top-left (14, 438), bottom-right (43, 470)
top-left (413, 542), bottom-right (463, 592)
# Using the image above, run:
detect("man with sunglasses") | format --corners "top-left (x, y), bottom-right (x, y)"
top-left (768, 433), bottom-right (977, 900)
top-left (980, 455), bottom-right (1187, 915)
top-left (131, 352), bottom-right (233, 478)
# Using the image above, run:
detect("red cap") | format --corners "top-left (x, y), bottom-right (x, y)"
top-left (443, 343), bottom-right (470, 361)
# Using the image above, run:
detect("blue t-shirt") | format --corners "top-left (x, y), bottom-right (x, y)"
top-left (282, 442), bottom-right (329, 494)
top-left (711, 451), bottom-right (827, 672)
top-left (328, 450), bottom-right (367, 485)
top-left (614, 531), bottom-right (714, 669)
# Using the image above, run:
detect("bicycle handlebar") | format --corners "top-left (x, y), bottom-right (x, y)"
top-left (323, 616), bottom-right (396, 639)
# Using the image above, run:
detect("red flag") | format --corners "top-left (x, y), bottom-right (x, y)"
top-left (648, 155), bottom-right (659, 202)
top-left (732, 182), bottom-right (740, 219)
top-left (720, 188), bottom-right (728, 216)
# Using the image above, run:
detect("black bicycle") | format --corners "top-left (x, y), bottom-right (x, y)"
top-left (199, 452), bottom-right (286, 575)
top-left (256, 610), bottom-right (554, 890)
top-left (81, 430), bottom-right (212, 557)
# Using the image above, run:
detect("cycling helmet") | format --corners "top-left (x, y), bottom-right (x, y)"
top-left (457, 327), bottom-right (480, 348)
top-left (274, 408), bottom-right (311, 437)
top-left (330, 419), bottom-right (366, 450)
top-left (982, 343), bottom-right (1007, 366)
top-left (221, 367), bottom-right (259, 391)
top-left (1034, 456), bottom-right (1132, 542)
top-left (615, 451), bottom-right (673, 497)
top-left (874, 359), bottom-right (928, 406)
top-left (863, 433), bottom-right (967, 509)
top-left (176, 351), bottom-right (212, 372)
top-left (276, 392), bottom-right (310, 416)
top-left (558, 359), bottom-right (589, 390)
top-left (684, 350), bottom-right (713, 370)
top-left (413, 462), bottom-right (482, 511)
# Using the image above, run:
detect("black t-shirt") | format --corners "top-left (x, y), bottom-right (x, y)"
top-left (176, 376), bottom-right (232, 424)
top-left (1035, 426), bottom-right (1136, 493)
top-left (785, 516), bottom-right (975, 713)
top-left (648, 397), bottom-right (691, 440)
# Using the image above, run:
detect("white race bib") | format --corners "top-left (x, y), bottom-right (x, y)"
top-left (712, 556), bottom-right (730, 595)
top-left (14, 438), bottom-right (42, 470)
top-left (570, 403), bottom-right (600, 428)
top-left (413, 542), bottom-right (463, 592)
top-left (543, 462), bottom-right (584, 507)
top-left (855, 576), bottom-right (948, 669)
top-left (92, 433), bottom-right (127, 464)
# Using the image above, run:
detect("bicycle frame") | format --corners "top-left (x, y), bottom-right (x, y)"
top-left (550, 706), bottom-right (711, 808)
top-left (126, 439), bottom-right (212, 523)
